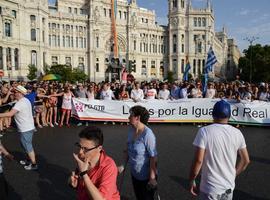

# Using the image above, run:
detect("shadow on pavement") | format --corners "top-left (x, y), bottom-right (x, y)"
top-left (11, 151), bottom-right (76, 200)
top-left (250, 155), bottom-right (270, 165)
top-left (169, 176), bottom-right (190, 191)
top-left (234, 189), bottom-right (270, 200)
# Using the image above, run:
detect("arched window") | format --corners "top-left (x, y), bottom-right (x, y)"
top-left (5, 22), bottom-right (12, 37)
top-left (30, 15), bottom-right (36, 23)
top-left (31, 50), bottom-right (37, 66)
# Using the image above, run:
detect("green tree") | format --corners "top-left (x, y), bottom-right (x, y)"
top-left (27, 64), bottom-right (37, 80)
top-left (167, 70), bottom-right (174, 83)
top-left (239, 44), bottom-right (270, 82)
top-left (47, 64), bottom-right (88, 83)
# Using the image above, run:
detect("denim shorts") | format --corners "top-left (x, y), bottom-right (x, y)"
top-left (20, 130), bottom-right (35, 153)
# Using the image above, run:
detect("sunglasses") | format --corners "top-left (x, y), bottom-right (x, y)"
top-left (74, 142), bottom-right (99, 154)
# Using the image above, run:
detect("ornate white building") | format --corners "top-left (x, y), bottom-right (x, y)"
top-left (0, 0), bottom-right (240, 81)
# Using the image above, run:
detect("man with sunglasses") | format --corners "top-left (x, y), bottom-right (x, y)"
top-left (69, 126), bottom-right (120, 200)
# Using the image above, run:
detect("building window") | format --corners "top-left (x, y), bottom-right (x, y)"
top-left (63, 36), bottom-right (65, 47)
top-left (71, 37), bottom-right (74, 47)
top-left (57, 36), bottom-right (60, 46)
top-left (124, 12), bottom-right (127, 20)
top-left (96, 58), bottom-right (99, 72)
top-left (80, 9), bottom-right (83, 15)
top-left (109, 9), bottom-right (111, 18)
top-left (52, 35), bottom-right (56, 46)
top-left (193, 59), bottom-right (196, 74)
top-left (68, 7), bottom-right (72, 13)
top-left (160, 61), bottom-right (164, 76)
top-left (78, 57), bottom-right (84, 71)
top-left (181, 44), bottom-right (184, 53)
top-left (119, 11), bottom-right (122, 19)
top-left (104, 8), bottom-right (106, 17)
top-left (65, 57), bottom-right (71, 66)
top-left (49, 35), bottom-right (52, 46)
top-left (66, 36), bottom-right (70, 47)
top-left (31, 50), bottom-right (37, 66)
top-left (31, 29), bottom-right (36, 41)
top-left (96, 37), bottom-right (99, 48)
top-left (0, 7), bottom-right (2, 15)
top-left (30, 15), bottom-right (36, 23)
top-left (172, 0), bottom-right (177, 8)
top-left (141, 60), bottom-right (147, 76)
top-left (181, 59), bottom-right (185, 74)
top-left (198, 42), bottom-right (202, 53)
top-left (194, 18), bottom-right (197, 27)
top-left (12, 10), bottom-right (16, 18)
top-left (79, 38), bottom-right (83, 48)
top-left (74, 8), bottom-right (77, 14)
top-left (198, 60), bottom-right (201, 75)
top-left (151, 60), bottom-right (156, 76)
top-left (198, 18), bottom-right (201, 27)
top-left (173, 34), bottom-right (177, 53)
top-left (173, 59), bottom-right (177, 74)
top-left (5, 22), bottom-right (12, 37)
top-left (52, 56), bottom-right (58, 65)
top-left (0, 47), bottom-right (3, 69)
top-left (181, 0), bottom-right (185, 8)
top-left (76, 37), bottom-right (78, 48)
top-left (134, 40), bottom-right (136, 51)
top-left (202, 18), bottom-right (206, 26)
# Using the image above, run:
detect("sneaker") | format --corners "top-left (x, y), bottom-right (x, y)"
top-left (50, 123), bottom-right (54, 128)
top-left (77, 122), bottom-right (83, 127)
top-left (54, 122), bottom-right (59, 126)
top-left (24, 163), bottom-right (38, 171)
top-left (103, 122), bottom-right (108, 125)
top-left (112, 122), bottom-right (115, 125)
top-left (37, 124), bottom-right (43, 128)
top-left (0, 134), bottom-right (3, 138)
top-left (20, 160), bottom-right (30, 165)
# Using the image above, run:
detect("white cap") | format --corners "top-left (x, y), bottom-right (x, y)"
top-left (15, 85), bottom-right (27, 95)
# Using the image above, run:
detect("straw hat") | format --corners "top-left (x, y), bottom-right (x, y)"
top-left (15, 85), bottom-right (27, 95)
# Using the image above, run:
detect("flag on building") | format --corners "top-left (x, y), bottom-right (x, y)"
top-left (203, 47), bottom-right (217, 95)
top-left (183, 56), bottom-right (191, 81)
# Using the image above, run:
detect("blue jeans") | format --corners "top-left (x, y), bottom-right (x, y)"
top-left (20, 130), bottom-right (35, 153)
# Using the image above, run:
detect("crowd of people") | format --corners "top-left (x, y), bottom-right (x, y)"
top-left (0, 78), bottom-right (252, 200)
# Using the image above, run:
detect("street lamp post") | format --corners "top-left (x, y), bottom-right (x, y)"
top-left (244, 36), bottom-right (259, 83)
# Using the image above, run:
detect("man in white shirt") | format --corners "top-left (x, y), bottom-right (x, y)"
top-left (131, 82), bottom-right (144, 102)
top-left (189, 100), bottom-right (250, 200)
top-left (0, 85), bottom-right (38, 171)
top-left (158, 83), bottom-right (170, 100)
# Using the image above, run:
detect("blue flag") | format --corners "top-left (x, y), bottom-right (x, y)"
top-left (203, 47), bottom-right (217, 95)
top-left (183, 57), bottom-right (191, 81)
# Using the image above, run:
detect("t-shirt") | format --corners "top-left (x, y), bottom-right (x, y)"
top-left (127, 126), bottom-right (157, 180)
top-left (100, 89), bottom-right (115, 100)
top-left (205, 88), bottom-right (216, 98)
top-left (193, 124), bottom-right (247, 195)
top-left (13, 97), bottom-right (35, 132)
top-left (131, 89), bottom-right (144, 101)
top-left (77, 150), bottom-right (120, 200)
top-left (158, 89), bottom-right (170, 100)
top-left (146, 89), bottom-right (157, 100)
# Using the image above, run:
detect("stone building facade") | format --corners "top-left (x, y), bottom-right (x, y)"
top-left (0, 0), bottom-right (240, 82)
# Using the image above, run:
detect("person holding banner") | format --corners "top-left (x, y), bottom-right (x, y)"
top-left (189, 100), bottom-right (250, 200)
top-left (121, 105), bottom-right (158, 200)
top-left (131, 82), bottom-right (144, 102)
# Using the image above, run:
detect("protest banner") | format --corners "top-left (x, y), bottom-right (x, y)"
top-left (72, 98), bottom-right (270, 126)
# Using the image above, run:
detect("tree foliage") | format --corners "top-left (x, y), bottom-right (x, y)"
top-left (27, 64), bottom-right (37, 80)
top-left (239, 44), bottom-right (270, 82)
top-left (167, 70), bottom-right (174, 83)
top-left (47, 65), bottom-right (88, 83)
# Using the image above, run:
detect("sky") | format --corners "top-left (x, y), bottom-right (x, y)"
top-left (48, 0), bottom-right (270, 52)
top-left (137, 0), bottom-right (270, 52)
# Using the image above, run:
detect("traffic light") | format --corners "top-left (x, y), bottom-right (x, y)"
top-left (131, 60), bottom-right (136, 72)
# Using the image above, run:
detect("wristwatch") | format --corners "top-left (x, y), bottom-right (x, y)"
top-left (79, 170), bottom-right (88, 178)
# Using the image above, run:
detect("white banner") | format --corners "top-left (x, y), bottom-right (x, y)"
top-left (72, 98), bottom-right (270, 125)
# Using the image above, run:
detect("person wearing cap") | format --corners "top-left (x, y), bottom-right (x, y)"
top-left (0, 85), bottom-right (38, 170)
top-left (189, 100), bottom-right (250, 200)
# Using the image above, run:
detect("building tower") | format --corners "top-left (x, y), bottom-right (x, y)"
top-left (168, 0), bottom-right (187, 79)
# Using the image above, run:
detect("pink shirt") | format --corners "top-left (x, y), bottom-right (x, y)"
top-left (77, 150), bottom-right (120, 200)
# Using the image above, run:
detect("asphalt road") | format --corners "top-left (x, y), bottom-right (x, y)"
top-left (1, 123), bottom-right (270, 200)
